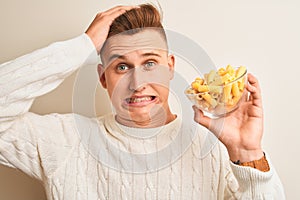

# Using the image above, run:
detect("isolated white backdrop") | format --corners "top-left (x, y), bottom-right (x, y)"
top-left (0, 0), bottom-right (299, 199)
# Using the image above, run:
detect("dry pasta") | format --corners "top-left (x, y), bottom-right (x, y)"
top-left (202, 93), bottom-right (218, 108)
top-left (186, 65), bottom-right (247, 115)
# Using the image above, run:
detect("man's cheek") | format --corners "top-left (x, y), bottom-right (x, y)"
top-left (108, 81), bottom-right (127, 101)
top-left (145, 65), bottom-right (170, 87)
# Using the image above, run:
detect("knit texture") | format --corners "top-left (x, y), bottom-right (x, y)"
top-left (0, 34), bottom-right (285, 200)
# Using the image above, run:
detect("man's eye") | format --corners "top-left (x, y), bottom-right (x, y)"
top-left (144, 61), bottom-right (156, 70)
top-left (117, 64), bottom-right (129, 71)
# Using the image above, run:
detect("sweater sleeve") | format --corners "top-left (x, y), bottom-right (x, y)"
top-left (0, 34), bottom-right (98, 180)
top-left (223, 150), bottom-right (286, 199)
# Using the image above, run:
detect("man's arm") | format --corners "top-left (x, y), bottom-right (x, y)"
top-left (0, 34), bottom-right (97, 130)
top-left (193, 74), bottom-right (285, 198)
top-left (222, 148), bottom-right (285, 199)
top-left (0, 5), bottom-right (136, 179)
top-left (193, 73), bottom-right (266, 164)
top-left (0, 34), bottom-right (98, 180)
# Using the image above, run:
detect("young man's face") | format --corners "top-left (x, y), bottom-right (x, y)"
top-left (99, 29), bottom-right (175, 127)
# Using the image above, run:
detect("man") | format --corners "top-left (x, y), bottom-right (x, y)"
top-left (0, 4), bottom-right (285, 199)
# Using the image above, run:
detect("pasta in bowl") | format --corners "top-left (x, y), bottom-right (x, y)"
top-left (185, 65), bottom-right (247, 118)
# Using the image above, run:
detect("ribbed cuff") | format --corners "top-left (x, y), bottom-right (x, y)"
top-left (229, 152), bottom-right (274, 194)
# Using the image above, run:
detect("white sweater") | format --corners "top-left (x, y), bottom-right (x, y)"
top-left (0, 34), bottom-right (285, 200)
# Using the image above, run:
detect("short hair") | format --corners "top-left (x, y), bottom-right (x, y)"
top-left (100, 4), bottom-right (168, 63)
top-left (107, 4), bottom-right (166, 40)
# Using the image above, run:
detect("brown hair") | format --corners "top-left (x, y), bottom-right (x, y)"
top-left (100, 4), bottom-right (168, 62)
top-left (107, 4), bottom-right (166, 40)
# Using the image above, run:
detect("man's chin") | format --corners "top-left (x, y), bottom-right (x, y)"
top-left (115, 111), bottom-right (167, 128)
top-left (117, 111), bottom-right (150, 124)
top-left (114, 103), bottom-right (169, 127)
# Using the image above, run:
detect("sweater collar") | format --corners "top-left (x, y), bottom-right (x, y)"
top-left (104, 114), bottom-right (181, 140)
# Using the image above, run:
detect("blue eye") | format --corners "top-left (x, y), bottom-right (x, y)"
top-left (144, 61), bottom-right (156, 70)
top-left (117, 64), bottom-right (129, 71)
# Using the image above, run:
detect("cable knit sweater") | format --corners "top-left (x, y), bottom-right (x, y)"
top-left (0, 34), bottom-right (285, 200)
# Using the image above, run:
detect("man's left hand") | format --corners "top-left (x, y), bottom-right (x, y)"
top-left (193, 73), bottom-right (264, 162)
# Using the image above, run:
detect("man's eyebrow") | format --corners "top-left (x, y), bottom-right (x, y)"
top-left (141, 52), bottom-right (162, 58)
top-left (108, 52), bottom-right (162, 63)
top-left (108, 54), bottom-right (124, 63)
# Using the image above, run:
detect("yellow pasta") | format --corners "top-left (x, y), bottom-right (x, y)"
top-left (210, 75), bottom-right (223, 86)
top-left (218, 68), bottom-right (226, 76)
top-left (208, 85), bottom-right (222, 94)
top-left (228, 96), bottom-right (241, 106)
top-left (202, 93), bottom-right (218, 108)
top-left (231, 82), bottom-right (240, 97)
top-left (238, 77), bottom-right (245, 90)
top-left (185, 88), bottom-right (196, 95)
top-left (207, 70), bottom-right (216, 84)
top-left (200, 100), bottom-right (210, 109)
top-left (220, 73), bottom-right (232, 84)
top-left (191, 81), bottom-right (200, 91)
top-left (195, 77), bottom-right (204, 85)
top-left (196, 94), bottom-right (204, 101)
top-left (236, 66), bottom-right (247, 78)
top-left (197, 85), bottom-right (208, 93)
top-left (186, 65), bottom-right (247, 115)
top-left (226, 65), bottom-right (235, 77)
top-left (223, 84), bottom-right (232, 103)
top-left (211, 92), bottom-right (220, 99)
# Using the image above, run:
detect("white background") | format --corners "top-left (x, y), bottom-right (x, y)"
top-left (0, 0), bottom-right (299, 199)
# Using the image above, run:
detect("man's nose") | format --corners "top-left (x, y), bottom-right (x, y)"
top-left (129, 67), bottom-right (147, 92)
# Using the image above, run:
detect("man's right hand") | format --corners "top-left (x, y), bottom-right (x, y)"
top-left (85, 5), bottom-right (138, 53)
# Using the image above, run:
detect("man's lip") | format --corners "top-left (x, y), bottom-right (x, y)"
top-left (124, 95), bottom-right (157, 106)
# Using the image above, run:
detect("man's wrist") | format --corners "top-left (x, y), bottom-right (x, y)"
top-left (232, 152), bottom-right (270, 172)
top-left (228, 147), bottom-right (264, 163)
top-left (228, 147), bottom-right (271, 172)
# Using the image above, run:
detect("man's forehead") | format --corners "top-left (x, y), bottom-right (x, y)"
top-left (101, 29), bottom-right (168, 64)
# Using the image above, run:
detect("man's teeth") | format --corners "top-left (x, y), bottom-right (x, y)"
top-left (127, 96), bottom-right (153, 103)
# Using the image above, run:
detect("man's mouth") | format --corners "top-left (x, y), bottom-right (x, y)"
top-left (125, 96), bottom-right (157, 105)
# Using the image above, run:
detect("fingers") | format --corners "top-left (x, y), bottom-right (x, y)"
top-left (86, 5), bottom-right (139, 52)
top-left (106, 9), bottom-right (129, 25)
top-left (98, 5), bottom-right (138, 23)
top-left (102, 5), bottom-right (139, 22)
top-left (247, 73), bottom-right (261, 91)
top-left (246, 73), bottom-right (262, 107)
top-left (193, 105), bottom-right (211, 129)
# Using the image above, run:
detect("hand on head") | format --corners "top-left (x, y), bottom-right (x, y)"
top-left (85, 5), bottom-right (139, 53)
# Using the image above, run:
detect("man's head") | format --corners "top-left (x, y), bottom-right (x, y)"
top-left (98, 4), bottom-right (175, 127)
top-left (100, 4), bottom-right (168, 64)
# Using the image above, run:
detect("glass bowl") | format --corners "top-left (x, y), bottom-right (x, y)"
top-left (185, 68), bottom-right (247, 118)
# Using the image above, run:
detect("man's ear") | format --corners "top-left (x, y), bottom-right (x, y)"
top-left (97, 64), bottom-right (107, 89)
top-left (168, 54), bottom-right (175, 80)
